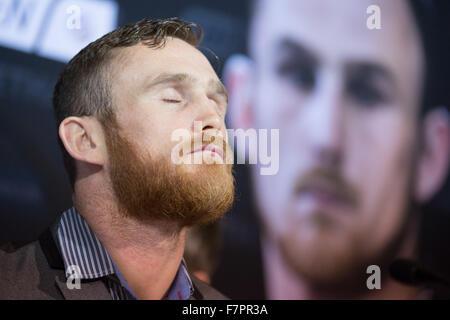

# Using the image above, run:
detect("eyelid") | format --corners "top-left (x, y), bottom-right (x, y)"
top-left (210, 92), bottom-right (228, 106)
top-left (161, 87), bottom-right (184, 99)
top-left (209, 94), bottom-right (227, 112)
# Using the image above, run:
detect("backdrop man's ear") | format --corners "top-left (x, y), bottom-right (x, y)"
top-left (223, 54), bottom-right (255, 131)
top-left (415, 108), bottom-right (450, 203)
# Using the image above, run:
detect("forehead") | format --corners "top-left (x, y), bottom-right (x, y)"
top-left (111, 38), bottom-right (219, 87)
top-left (251, 0), bottom-right (423, 71)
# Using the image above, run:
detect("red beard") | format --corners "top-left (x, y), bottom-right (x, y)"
top-left (102, 117), bottom-right (235, 227)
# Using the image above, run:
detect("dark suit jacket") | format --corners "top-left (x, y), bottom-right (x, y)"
top-left (0, 220), bottom-right (227, 300)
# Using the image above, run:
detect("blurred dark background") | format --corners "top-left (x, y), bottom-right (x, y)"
top-left (0, 0), bottom-right (448, 300)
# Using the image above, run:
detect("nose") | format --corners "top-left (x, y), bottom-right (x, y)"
top-left (302, 71), bottom-right (344, 167)
top-left (191, 96), bottom-right (224, 134)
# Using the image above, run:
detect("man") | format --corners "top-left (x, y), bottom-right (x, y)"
top-left (216, 0), bottom-right (450, 299)
top-left (0, 17), bottom-right (234, 300)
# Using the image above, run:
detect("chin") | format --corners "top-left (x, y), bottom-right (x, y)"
top-left (279, 224), bottom-right (363, 286)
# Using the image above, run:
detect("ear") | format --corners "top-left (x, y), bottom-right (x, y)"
top-left (59, 116), bottom-right (107, 167)
top-left (415, 107), bottom-right (450, 203)
top-left (223, 54), bottom-right (255, 131)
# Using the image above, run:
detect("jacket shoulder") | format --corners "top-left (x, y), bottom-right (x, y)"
top-left (0, 240), bottom-right (63, 299)
top-left (190, 275), bottom-right (229, 300)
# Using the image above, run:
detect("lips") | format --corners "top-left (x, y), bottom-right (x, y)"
top-left (301, 186), bottom-right (348, 206)
top-left (190, 144), bottom-right (224, 159)
top-left (296, 180), bottom-right (355, 209)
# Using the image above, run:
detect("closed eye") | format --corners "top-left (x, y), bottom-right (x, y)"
top-left (163, 99), bottom-right (182, 103)
top-left (160, 87), bottom-right (184, 103)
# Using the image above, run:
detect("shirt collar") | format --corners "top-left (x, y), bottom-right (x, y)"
top-left (56, 207), bottom-right (193, 299)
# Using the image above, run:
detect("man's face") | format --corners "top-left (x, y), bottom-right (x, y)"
top-left (103, 38), bottom-right (234, 226)
top-left (250, 0), bottom-right (424, 284)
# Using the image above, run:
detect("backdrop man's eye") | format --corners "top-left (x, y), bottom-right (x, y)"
top-left (346, 77), bottom-right (387, 107)
top-left (345, 64), bottom-right (394, 108)
top-left (276, 60), bottom-right (316, 92)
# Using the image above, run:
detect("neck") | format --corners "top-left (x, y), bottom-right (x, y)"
top-left (261, 217), bottom-right (423, 300)
top-left (73, 176), bottom-right (185, 300)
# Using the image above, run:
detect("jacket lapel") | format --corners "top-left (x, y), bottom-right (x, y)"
top-left (54, 273), bottom-right (112, 300)
top-left (39, 215), bottom-right (112, 300)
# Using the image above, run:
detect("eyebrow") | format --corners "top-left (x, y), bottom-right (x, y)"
top-left (146, 72), bottom-right (229, 104)
top-left (276, 37), bottom-right (320, 68)
top-left (146, 73), bottom-right (190, 87)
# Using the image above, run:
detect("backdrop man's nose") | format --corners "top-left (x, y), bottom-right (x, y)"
top-left (302, 70), bottom-right (345, 167)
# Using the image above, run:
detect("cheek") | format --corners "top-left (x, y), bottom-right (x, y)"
top-left (252, 90), bottom-right (308, 237)
top-left (120, 109), bottom-right (184, 158)
top-left (349, 109), bottom-right (415, 252)
top-left (253, 74), bottom-right (305, 130)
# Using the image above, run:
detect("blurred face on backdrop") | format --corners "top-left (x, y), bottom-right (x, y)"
top-left (232, 0), bottom-right (431, 287)
top-left (99, 38), bottom-right (234, 226)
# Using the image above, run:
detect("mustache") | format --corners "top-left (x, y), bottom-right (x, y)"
top-left (294, 168), bottom-right (359, 208)
top-left (177, 131), bottom-right (233, 163)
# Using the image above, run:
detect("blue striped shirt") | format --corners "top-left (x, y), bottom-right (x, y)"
top-left (56, 207), bottom-right (193, 300)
